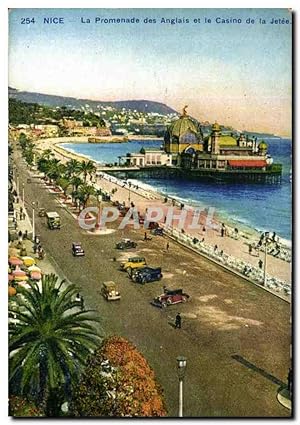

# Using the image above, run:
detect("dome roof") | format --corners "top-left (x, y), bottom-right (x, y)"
top-left (207, 135), bottom-right (237, 146)
top-left (168, 116), bottom-right (202, 141)
top-left (212, 122), bottom-right (221, 132)
top-left (258, 141), bottom-right (268, 149)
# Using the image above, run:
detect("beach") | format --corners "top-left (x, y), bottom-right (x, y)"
top-left (35, 137), bottom-right (292, 289)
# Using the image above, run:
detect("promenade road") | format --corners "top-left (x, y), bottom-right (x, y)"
top-left (13, 150), bottom-right (291, 417)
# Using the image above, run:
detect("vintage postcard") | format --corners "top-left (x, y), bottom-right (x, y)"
top-left (8, 8), bottom-right (292, 417)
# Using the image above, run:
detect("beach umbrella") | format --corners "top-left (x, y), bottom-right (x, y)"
top-left (30, 271), bottom-right (42, 280)
top-left (8, 257), bottom-right (23, 266)
top-left (15, 275), bottom-right (29, 282)
top-left (22, 256), bottom-right (36, 267)
top-left (18, 281), bottom-right (31, 289)
top-left (28, 265), bottom-right (41, 273)
top-left (8, 286), bottom-right (17, 297)
top-left (8, 274), bottom-right (14, 282)
top-left (12, 270), bottom-right (26, 277)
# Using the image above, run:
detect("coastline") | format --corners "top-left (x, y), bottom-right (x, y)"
top-left (35, 136), bottom-right (291, 286)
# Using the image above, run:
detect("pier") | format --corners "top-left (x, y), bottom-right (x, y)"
top-left (97, 164), bottom-right (282, 184)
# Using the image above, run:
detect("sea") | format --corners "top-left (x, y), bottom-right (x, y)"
top-left (60, 138), bottom-right (292, 241)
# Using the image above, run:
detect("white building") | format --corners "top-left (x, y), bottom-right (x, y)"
top-left (124, 148), bottom-right (172, 167)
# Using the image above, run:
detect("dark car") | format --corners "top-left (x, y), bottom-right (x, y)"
top-left (116, 238), bottom-right (137, 250)
top-left (151, 227), bottom-right (164, 236)
top-left (72, 242), bottom-right (85, 257)
top-left (151, 288), bottom-right (190, 308)
top-left (132, 267), bottom-right (162, 284)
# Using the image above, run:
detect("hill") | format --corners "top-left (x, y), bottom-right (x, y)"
top-left (8, 87), bottom-right (177, 116)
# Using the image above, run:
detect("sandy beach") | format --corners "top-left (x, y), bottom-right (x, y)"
top-left (35, 137), bottom-right (292, 287)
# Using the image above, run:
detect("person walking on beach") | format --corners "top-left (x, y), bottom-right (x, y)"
top-left (166, 242), bottom-right (169, 251)
top-left (248, 245), bottom-right (253, 255)
top-left (221, 223), bottom-right (226, 237)
top-left (175, 313), bottom-right (182, 329)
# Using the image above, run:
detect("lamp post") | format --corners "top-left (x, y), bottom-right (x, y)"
top-left (263, 231), bottom-right (272, 286)
top-left (128, 182), bottom-right (131, 206)
top-left (176, 356), bottom-right (187, 417)
top-left (22, 183), bottom-right (25, 206)
top-left (32, 202), bottom-right (35, 242)
top-left (16, 172), bottom-right (19, 195)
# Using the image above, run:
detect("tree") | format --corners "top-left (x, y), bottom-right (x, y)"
top-left (66, 159), bottom-right (81, 179)
top-left (9, 274), bottom-right (101, 415)
top-left (76, 183), bottom-right (95, 208)
top-left (79, 160), bottom-right (97, 182)
top-left (71, 336), bottom-right (167, 417)
top-left (56, 177), bottom-right (71, 196)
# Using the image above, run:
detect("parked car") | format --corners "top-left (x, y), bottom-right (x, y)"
top-left (132, 267), bottom-right (163, 284)
top-left (151, 288), bottom-right (190, 307)
top-left (115, 238), bottom-right (137, 250)
top-left (72, 242), bottom-right (85, 257)
top-left (101, 281), bottom-right (121, 301)
top-left (38, 208), bottom-right (46, 217)
top-left (120, 257), bottom-right (146, 274)
top-left (151, 227), bottom-right (164, 236)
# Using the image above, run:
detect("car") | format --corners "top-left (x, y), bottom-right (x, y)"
top-left (115, 238), bottom-right (137, 250)
top-left (151, 288), bottom-right (190, 307)
top-left (72, 242), bottom-right (85, 257)
top-left (151, 227), bottom-right (164, 236)
top-left (101, 281), bottom-right (121, 301)
top-left (38, 208), bottom-right (46, 217)
top-left (120, 257), bottom-right (146, 274)
top-left (132, 267), bottom-right (163, 284)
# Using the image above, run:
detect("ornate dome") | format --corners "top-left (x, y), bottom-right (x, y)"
top-left (258, 141), bottom-right (268, 150)
top-left (165, 115), bottom-right (203, 144)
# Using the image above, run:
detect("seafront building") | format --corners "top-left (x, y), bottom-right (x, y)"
top-left (120, 108), bottom-right (281, 183)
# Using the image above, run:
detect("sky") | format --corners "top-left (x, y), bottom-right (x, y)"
top-left (8, 8), bottom-right (292, 136)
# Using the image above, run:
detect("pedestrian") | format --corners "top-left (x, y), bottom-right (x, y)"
top-left (258, 259), bottom-right (263, 269)
top-left (18, 230), bottom-right (23, 241)
top-left (163, 285), bottom-right (167, 293)
top-left (202, 226), bottom-right (206, 234)
top-left (80, 295), bottom-right (85, 311)
top-left (166, 242), bottom-right (169, 251)
top-left (175, 313), bottom-right (182, 329)
top-left (214, 244), bottom-right (218, 252)
top-left (249, 245), bottom-right (253, 255)
top-left (221, 223), bottom-right (225, 237)
top-left (272, 231), bottom-right (277, 242)
top-left (144, 232), bottom-right (148, 241)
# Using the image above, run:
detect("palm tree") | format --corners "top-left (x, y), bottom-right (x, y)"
top-left (9, 274), bottom-right (101, 414)
top-left (76, 183), bottom-right (95, 209)
top-left (70, 176), bottom-right (83, 203)
top-left (65, 159), bottom-right (81, 179)
top-left (56, 177), bottom-right (71, 197)
top-left (80, 160), bottom-right (97, 183)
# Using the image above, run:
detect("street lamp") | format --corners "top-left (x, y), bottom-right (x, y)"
top-left (22, 183), bottom-right (25, 206)
top-left (176, 356), bottom-right (187, 417)
top-left (32, 202), bottom-right (36, 242)
top-left (263, 231), bottom-right (272, 286)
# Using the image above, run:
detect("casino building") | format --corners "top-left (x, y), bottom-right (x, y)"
top-left (164, 107), bottom-right (275, 173)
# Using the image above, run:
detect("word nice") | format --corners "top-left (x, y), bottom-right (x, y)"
top-left (78, 206), bottom-right (217, 231)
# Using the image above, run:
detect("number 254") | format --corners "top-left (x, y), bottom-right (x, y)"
top-left (21, 18), bottom-right (35, 24)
